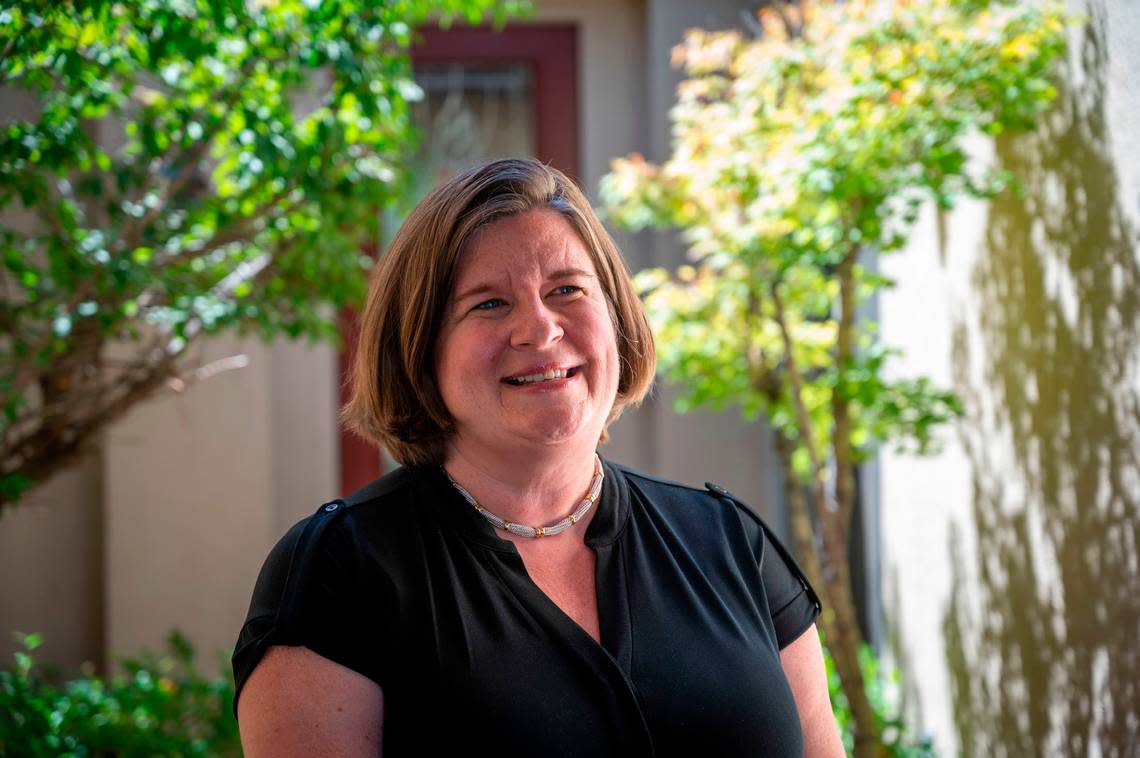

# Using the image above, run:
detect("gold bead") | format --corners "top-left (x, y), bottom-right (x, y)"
top-left (503, 521), bottom-right (511, 530)
top-left (535, 527), bottom-right (545, 537)
top-left (568, 514), bottom-right (577, 523)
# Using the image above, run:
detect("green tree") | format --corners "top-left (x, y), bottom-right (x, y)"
top-left (0, 0), bottom-right (524, 512)
top-left (601, 1), bottom-right (1069, 754)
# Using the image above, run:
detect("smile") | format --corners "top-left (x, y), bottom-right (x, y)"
top-left (503, 366), bottom-right (580, 385)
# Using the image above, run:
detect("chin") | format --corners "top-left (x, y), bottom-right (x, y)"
top-left (515, 411), bottom-right (598, 448)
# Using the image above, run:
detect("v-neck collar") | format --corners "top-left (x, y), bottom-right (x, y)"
top-left (422, 454), bottom-right (631, 551)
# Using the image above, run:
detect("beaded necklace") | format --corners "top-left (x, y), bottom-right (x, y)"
top-left (443, 454), bottom-right (603, 538)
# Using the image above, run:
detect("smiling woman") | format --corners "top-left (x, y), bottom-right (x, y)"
top-left (231, 159), bottom-right (845, 757)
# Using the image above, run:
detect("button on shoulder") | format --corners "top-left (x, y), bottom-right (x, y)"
top-left (705, 482), bottom-right (734, 499)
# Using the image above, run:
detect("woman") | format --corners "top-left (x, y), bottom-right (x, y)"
top-left (233, 158), bottom-right (845, 757)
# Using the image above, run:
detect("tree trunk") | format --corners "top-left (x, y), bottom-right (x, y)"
top-left (775, 427), bottom-right (881, 756)
top-left (1, 349), bottom-right (180, 514)
top-left (775, 414), bottom-right (880, 752)
top-left (819, 513), bottom-right (882, 758)
top-left (769, 276), bottom-right (883, 756)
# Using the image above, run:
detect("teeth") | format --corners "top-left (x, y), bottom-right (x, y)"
top-left (510, 368), bottom-right (570, 384)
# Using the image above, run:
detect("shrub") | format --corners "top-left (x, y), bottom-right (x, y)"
top-left (0, 631), bottom-right (239, 757)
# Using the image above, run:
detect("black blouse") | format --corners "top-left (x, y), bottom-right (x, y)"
top-left (233, 457), bottom-right (821, 757)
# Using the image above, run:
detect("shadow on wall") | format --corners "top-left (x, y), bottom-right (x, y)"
top-left (942, 4), bottom-right (1140, 757)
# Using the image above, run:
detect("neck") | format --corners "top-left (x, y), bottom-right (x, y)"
top-left (442, 440), bottom-right (600, 530)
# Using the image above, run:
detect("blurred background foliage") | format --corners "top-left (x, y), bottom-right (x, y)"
top-left (0, 0), bottom-right (527, 511)
top-left (1, 631), bottom-right (238, 757)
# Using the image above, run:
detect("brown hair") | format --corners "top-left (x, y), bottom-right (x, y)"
top-left (341, 158), bottom-right (656, 466)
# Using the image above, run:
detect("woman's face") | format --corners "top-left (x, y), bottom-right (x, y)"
top-left (434, 208), bottom-right (620, 460)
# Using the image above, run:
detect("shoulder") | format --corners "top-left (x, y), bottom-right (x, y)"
top-left (253, 466), bottom-right (426, 605)
top-left (288, 464), bottom-right (429, 548)
top-left (271, 464), bottom-right (413, 539)
top-left (609, 461), bottom-right (773, 546)
top-left (610, 461), bottom-right (714, 500)
top-left (339, 464), bottom-right (422, 509)
top-left (610, 461), bottom-right (760, 523)
top-left (606, 462), bottom-right (822, 642)
top-left (233, 467), bottom-right (425, 709)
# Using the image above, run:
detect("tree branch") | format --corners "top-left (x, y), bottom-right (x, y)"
top-left (770, 276), bottom-right (828, 493)
top-left (1, 344), bottom-right (177, 488)
top-left (115, 57), bottom-right (261, 257)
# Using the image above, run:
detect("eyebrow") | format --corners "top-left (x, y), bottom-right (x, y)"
top-left (451, 268), bottom-right (597, 305)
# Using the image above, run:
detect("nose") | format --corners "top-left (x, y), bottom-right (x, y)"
top-left (509, 297), bottom-right (563, 349)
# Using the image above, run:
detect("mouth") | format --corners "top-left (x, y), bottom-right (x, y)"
top-left (502, 366), bottom-right (581, 386)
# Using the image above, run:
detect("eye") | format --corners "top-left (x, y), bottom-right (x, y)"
top-left (551, 285), bottom-right (582, 296)
top-left (472, 298), bottom-right (506, 311)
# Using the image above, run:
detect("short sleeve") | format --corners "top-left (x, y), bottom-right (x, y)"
top-left (716, 488), bottom-right (822, 649)
top-left (755, 518), bottom-right (821, 648)
top-left (231, 501), bottom-right (383, 715)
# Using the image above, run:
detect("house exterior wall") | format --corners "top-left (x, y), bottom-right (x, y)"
top-left (102, 335), bottom-right (332, 663)
top-left (0, 457), bottom-right (103, 670)
top-left (876, 1), bottom-right (1140, 754)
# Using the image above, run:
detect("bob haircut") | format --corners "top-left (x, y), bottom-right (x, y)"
top-left (342, 158), bottom-right (656, 467)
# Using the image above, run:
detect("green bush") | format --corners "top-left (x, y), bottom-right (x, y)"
top-left (825, 642), bottom-right (936, 757)
top-left (0, 631), bottom-right (239, 757)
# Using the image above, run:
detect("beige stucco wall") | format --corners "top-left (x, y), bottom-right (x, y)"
top-left (876, 0), bottom-right (1140, 753)
top-left (0, 457), bottom-right (103, 669)
top-left (103, 334), bottom-right (339, 663)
